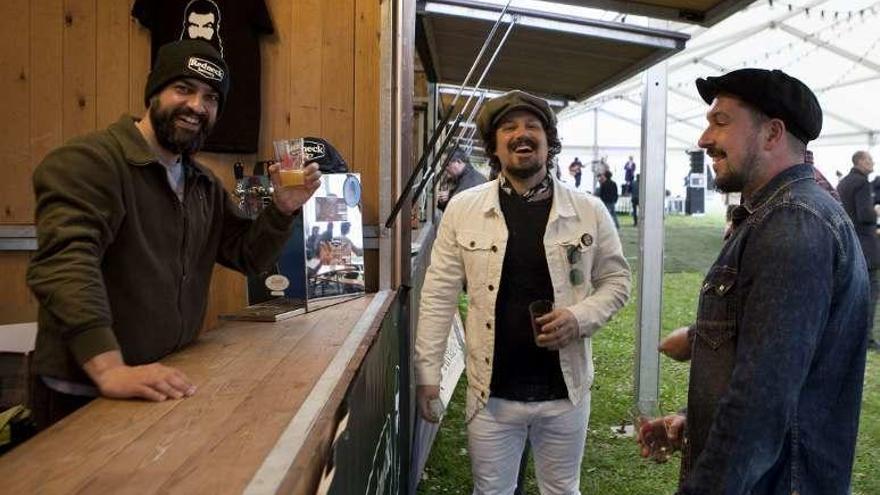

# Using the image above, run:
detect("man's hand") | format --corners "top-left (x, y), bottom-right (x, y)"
top-left (417, 385), bottom-right (441, 423)
top-left (269, 161), bottom-right (322, 215)
top-left (535, 308), bottom-right (580, 350)
top-left (83, 351), bottom-right (196, 401)
top-left (636, 413), bottom-right (686, 462)
top-left (436, 190), bottom-right (450, 205)
top-left (659, 326), bottom-right (692, 362)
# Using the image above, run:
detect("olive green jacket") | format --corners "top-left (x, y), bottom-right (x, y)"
top-left (27, 116), bottom-right (295, 383)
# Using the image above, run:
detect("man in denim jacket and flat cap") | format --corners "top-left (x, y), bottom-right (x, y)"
top-left (638, 69), bottom-right (869, 494)
top-left (415, 90), bottom-right (630, 494)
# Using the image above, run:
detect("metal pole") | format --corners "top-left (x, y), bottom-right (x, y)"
top-left (592, 108), bottom-right (600, 191)
top-left (635, 61), bottom-right (668, 416)
top-left (384, 0), bottom-right (514, 229)
top-left (411, 18), bottom-right (517, 202)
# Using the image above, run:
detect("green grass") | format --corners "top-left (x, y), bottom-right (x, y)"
top-left (418, 213), bottom-right (880, 494)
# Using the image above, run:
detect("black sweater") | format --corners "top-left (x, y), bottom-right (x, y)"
top-left (490, 191), bottom-right (568, 401)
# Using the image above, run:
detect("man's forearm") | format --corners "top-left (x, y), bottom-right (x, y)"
top-left (82, 350), bottom-right (127, 384)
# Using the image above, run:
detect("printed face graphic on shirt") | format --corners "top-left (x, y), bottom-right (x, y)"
top-left (181, 0), bottom-right (224, 56)
top-left (187, 13), bottom-right (215, 41)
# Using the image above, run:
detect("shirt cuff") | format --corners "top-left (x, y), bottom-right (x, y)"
top-left (263, 202), bottom-right (299, 230)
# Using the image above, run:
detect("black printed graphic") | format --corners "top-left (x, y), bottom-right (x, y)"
top-left (133, 0), bottom-right (274, 153)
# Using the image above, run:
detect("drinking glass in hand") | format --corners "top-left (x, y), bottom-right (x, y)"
top-left (528, 300), bottom-right (554, 346)
top-left (635, 413), bottom-right (674, 463)
top-left (273, 138), bottom-right (306, 188)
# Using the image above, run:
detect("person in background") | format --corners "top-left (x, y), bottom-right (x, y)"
top-left (597, 170), bottom-right (620, 229)
top-left (337, 221), bottom-right (363, 257)
top-left (567, 157), bottom-right (584, 190)
top-left (416, 89), bottom-right (630, 494)
top-left (306, 225), bottom-right (322, 259)
top-left (838, 150), bottom-right (879, 351)
top-left (623, 155), bottom-right (636, 195)
top-left (26, 40), bottom-right (321, 430)
top-left (804, 149), bottom-right (840, 201)
top-left (320, 221), bottom-right (335, 244)
top-left (637, 68), bottom-right (868, 494)
top-left (436, 149), bottom-right (487, 211)
top-left (631, 173), bottom-right (640, 227)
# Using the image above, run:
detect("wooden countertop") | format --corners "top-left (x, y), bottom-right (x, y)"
top-left (0, 292), bottom-right (393, 494)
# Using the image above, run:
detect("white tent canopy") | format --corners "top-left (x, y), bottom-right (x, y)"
top-left (556, 0), bottom-right (880, 195)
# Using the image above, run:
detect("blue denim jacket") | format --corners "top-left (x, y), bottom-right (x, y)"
top-left (679, 164), bottom-right (870, 495)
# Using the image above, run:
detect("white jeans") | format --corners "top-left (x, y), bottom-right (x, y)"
top-left (467, 396), bottom-right (591, 495)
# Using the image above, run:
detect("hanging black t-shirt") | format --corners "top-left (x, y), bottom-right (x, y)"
top-left (132, 0), bottom-right (274, 153)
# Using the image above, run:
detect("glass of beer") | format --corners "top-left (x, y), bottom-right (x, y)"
top-left (634, 411), bottom-right (674, 463)
top-left (528, 299), bottom-right (554, 345)
top-left (273, 138), bottom-right (306, 188)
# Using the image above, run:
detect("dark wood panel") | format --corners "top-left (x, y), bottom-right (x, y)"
top-left (30, 0), bottom-right (64, 201)
top-left (320, 0), bottom-right (355, 162)
top-left (96, 0), bottom-right (130, 128)
top-left (62, 0), bottom-right (97, 139)
top-left (260, 0), bottom-right (293, 159)
top-left (289, 0), bottom-right (322, 137)
top-left (0, 0), bottom-right (32, 223)
top-left (128, 10), bottom-right (150, 115)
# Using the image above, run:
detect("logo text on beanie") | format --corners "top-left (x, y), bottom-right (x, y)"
top-left (303, 141), bottom-right (326, 160)
top-left (186, 56), bottom-right (224, 82)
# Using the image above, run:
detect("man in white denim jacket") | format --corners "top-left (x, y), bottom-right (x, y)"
top-left (415, 90), bottom-right (630, 494)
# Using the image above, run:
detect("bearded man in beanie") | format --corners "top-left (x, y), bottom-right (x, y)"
top-left (26, 40), bottom-right (321, 430)
top-left (415, 89), bottom-right (630, 494)
top-left (637, 69), bottom-right (869, 494)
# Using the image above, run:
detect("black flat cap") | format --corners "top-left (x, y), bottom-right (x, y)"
top-left (695, 68), bottom-right (822, 143)
top-left (476, 90), bottom-right (556, 144)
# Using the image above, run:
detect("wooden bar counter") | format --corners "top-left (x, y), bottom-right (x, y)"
top-left (0, 291), bottom-right (394, 494)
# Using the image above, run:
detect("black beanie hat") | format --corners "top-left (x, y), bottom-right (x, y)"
top-left (144, 39), bottom-right (230, 111)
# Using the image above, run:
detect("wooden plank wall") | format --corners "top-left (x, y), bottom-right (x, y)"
top-left (0, 0), bottom-right (381, 328)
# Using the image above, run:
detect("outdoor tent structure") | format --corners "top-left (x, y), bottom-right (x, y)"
top-left (558, 0), bottom-right (880, 195)
top-left (407, 0), bottom-right (880, 489)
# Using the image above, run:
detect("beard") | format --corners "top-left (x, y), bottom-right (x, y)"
top-left (149, 101), bottom-right (214, 156)
top-left (709, 140), bottom-right (760, 193)
top-left (502, 136), bottom-right (546, 180)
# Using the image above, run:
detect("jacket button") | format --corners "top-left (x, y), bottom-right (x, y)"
top-left (481, 391), bottom-right (486, 398)
top-left (469, 240), bottom-right (476, 247)
top-left (486, 322), bottom-right (491, 329)
top-left (484, 357), bottom-right (490, 364)
top-left (488, 284), bottom-right (494, 291)
top-left (491, 245), bottom-right (498, 252)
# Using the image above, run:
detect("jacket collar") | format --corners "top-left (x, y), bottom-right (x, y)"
top-left (849, 167), bottom-right (869, 178)
top-left (743, 163), bottom-right (813, 213)
top-left (107, 115), bottom-right (215, 184)
top-left (477, 170), bottom-right (577, 220)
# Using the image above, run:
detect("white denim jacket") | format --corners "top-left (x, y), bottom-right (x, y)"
top-left (415, 176), bottom-right (631, 422)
